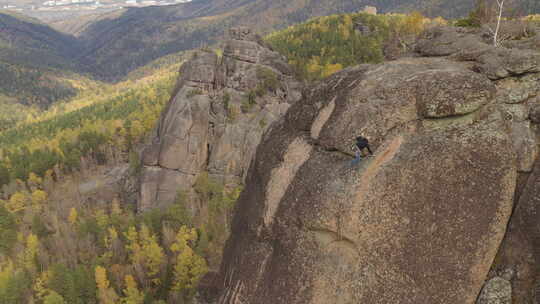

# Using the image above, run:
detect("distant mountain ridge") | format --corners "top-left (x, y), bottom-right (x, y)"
top-left (0, 0), bottom-right (539, 101)
top-left (0, 11), bottom-right (82, 107)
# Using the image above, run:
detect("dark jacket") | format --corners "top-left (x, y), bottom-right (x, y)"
top-left (356, 136), bottom-right (369, 149)
top-left (356, 136), bottom-right (373, 155)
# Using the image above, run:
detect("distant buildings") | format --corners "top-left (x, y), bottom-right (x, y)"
top-left (124, 0), bottom-right (192, 7)
top-left (363, 6), bottom-right (377, 15)
top-left (43, 0), bottom-right (97, 7)
top-left (0, 0), bottom-right (192, 12)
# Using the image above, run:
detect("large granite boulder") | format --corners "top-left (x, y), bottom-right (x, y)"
top-left (416, 26), bottom-right (540, 80)
top-left (492, 158), bottom-right (540, 303)
top-left (210, 58), bottom-right (518, 304)
top-left (476, 276), bottom-right (512, 304)
top-left (138, 28), bottom-right (301, 211)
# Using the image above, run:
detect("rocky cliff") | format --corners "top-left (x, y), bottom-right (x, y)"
top-left (139, 28), bottom-right (301, 212)
top-left (203, 25), bottom-right (540, 304)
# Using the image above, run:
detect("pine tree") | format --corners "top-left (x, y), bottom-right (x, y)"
top-left (22, 233), bottom-right (39, 272)
top-left (171, 226), bottom-right (208, 296)
top-left (122, 275), bottom-right (144, 304)
top-left (95, 266), bottom-right (118, 304)
top-left (43, 291), bottom-right (66, 304)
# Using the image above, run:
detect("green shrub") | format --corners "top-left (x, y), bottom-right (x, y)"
top-left (32, 214), bottom-right (50, 239)
top-left (142, 190), bottom-right (192, 234)
top-left (259, 118), bottom-right (267, 129)
top-left (129, 150), bottom-right (142, 176)
top-left (454, 14), bottom-right (481, 27)
top-left (49, 264), bottom-right (97, 304)
top-left (241, 91), bottom-right (257, 113)
top-left (222, 92), bottom-right (231, 110)
top-left (77, 217), bottom-right (102, 242)
top-left (0, 270), bottom-right (31, 304)
top-left (255, 67), bottom-right (279, 96)
top-left (0, 205), bottom-right (17, 254)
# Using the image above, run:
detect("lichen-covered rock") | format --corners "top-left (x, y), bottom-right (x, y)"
top-left (530, 101), bottom-right (540, 123)
top-left (475, 48), bottom-right (540, 80)
top-left (416, 26), bottom-right (540, 80)
top-left (211, 57), bottom-right (518, 304)
top-left (413, 68), bottom-right (495, 118)
top-left (138, 28), bottom-right (301, 211)
top-left (493, 159), bottom-right (540, 303)
top-left (416, 26), bottom-right (490, 57)
top-left (495, 73), bottom-right (539, 104)
top-left (509, 121), bottom-right (537, 172)
top-left (476, 277), bottom-right (512, 304)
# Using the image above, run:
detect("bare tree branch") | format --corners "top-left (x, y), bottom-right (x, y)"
top-left (486, 0), bottom-right (505, 47)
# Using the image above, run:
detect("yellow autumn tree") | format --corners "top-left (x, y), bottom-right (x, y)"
top-left (139, 225), bottom-right (165, 280)
top-left (6, 192), bottom-right (27, 213)
top-left (322, 63), bottom-right (343, 78)
top-left (22, 233), bottom-right (39, 272)
top-left (102, 227), bottom-right (119, 262)
top-left (122, 275), bottom-right (144, 304)
top-left (130, 120), bottom-right (145, 141)
top-left (68, 208), bottom-right (78, 225)
top-left (306, 57), bottom-right (323, 80)
top-left (28, 172), bottom-right (43, 189)
top-left (111, 198), bottom-right (122, 215)
top-left (125, 226), bottom-right (142, 264)
top-left (125, 225), bottom-right (165, 284)
top-left (95, 209), bottom-right (109, 230)
top-left (33, 270), bottom-right (52, 302)
top-left (95, 266), bottom-right (118, 304)
top-left (31, 189), bottom-right (48, 212)
top-left (104, 227), bottom-right (118, 250)
top-left (401, 11), bottom-right (426, 36)
top-left (171, 226), bottom-right (208, 295)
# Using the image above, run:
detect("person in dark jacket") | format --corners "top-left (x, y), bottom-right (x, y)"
top-left (351, 136), bottom-right (373, 165)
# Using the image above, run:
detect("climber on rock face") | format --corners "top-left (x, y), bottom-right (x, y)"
top-left (351, 135), bottom-right (372, 165)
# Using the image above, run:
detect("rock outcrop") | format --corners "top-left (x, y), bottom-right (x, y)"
top-left (203, 25), bottom-right (540, 304)
top-left (138, 28), bottom-right (301, 211)
top-left (477, 276), bottom-right (512, 304)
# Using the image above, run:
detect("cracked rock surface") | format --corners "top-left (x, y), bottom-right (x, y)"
top-left (206, 25), bottom-right (540, 304)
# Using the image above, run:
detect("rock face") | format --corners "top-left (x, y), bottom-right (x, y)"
top-left (477, 277), bottom-right (512, 304)
top-left (138, 28), bottom-right (301, 211)
top-left (205, 25), bottom-right (540, 304)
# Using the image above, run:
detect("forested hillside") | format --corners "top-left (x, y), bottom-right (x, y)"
top-left (48, 0), bottom-right (540, 82)
top-left (371, 0), bottom-right (539, 18)
top-left (0, 50), bottom-right (245, 302)
top-left (0, 11), bottom-right (83, 107)
top-left (2, 0), bottom-right (539, 90)
top-left (74, 0), bottom-right (376, 80)
top-left (0, 67), bottom-right (179, 188)
top-left (266, 12), bottom-right (438, 80)
top-left (0, 57), bottom-right (204, 303)
top-left (0, 9), bottom-right (193, 112)
top-left (0, 11), bottom-right (78, 65)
